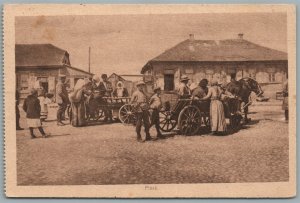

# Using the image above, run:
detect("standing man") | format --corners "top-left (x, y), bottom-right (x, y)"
top-left (178, 75), bottom-right (191, 99)
top-left (149, 87), bottom-right (164, 139)
top-left (16, 89), bottom-right (23, 130)
top-left (91, 75), bottom-right (102, 100)
top-left (131, 81), bottom-right (152, 142)
top-left (100, 74), bottom-right (113, 122)
top-left (56, 74), bottom-right (69, 126)
top-left (282, 80), bottom-right (288, 121)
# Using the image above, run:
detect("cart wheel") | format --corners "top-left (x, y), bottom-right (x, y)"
top-left (159, 111), bottom-right (177, 132)
top-left (178, 106), bottom-right (201, 135)
top-left (119, 104), bottom-right (136, 124)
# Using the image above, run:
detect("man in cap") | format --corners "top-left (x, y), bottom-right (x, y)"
top-left (149, 86), bottom-right (164, 139)
top-left (131, 81), bottom-right (152, 142)
top-left (100, 74), bottom-right (113, 122)
top-left (56, 74), bottom-right (69, 126)
top-left (178, 75), bottom-right (191, 99)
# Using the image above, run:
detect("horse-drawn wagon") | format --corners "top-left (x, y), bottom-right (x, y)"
top-left (118, 95), bottom-right (242, 136)
top-left (68, 94), bottom-right (131, 122)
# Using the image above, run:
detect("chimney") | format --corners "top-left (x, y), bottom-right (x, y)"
top-left (189, 34), bottom-right (195, 41)
top-left (238, 33), bottom-right (244, 40)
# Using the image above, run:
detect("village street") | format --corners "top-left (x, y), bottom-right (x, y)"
top-left (16, 100), bottom-right (289, 185)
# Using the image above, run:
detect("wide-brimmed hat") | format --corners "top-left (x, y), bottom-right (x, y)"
top-left (180, 75), bottom-right (189, 82)
top-left (136, 80), bottom-right (146, 86)
top-left (153, 86), bottom-right (161, 92)
top-left (58, 74), bottom-right (66, 78)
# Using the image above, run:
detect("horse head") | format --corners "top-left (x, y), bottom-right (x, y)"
top-left (239, 77), bottom-right (264, 97)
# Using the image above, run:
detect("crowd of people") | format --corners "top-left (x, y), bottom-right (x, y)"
top-left (15, 71), bottom-right (289, 141)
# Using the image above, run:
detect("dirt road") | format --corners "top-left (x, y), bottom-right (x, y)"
top-left (16, 101), bottom-right (289, 185)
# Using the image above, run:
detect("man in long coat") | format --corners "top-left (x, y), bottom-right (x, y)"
top-left (56, 74), bottom-right (69, 126)
top-left (100, 74), bottom-right (113, 122)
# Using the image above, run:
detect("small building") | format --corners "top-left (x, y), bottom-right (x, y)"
top-left (141, 34), bottom-right (288, 98)
top-left (16, 44), bottom-right (93, 100)
top-left (108, 73), bottom-right (143, 96)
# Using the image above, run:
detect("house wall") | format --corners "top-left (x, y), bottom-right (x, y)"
top-left (16, 66), bottom-right (93, 101)
top-left (146, 61), bottom-right (287, 98)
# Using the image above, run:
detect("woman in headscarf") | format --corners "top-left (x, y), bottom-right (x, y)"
top-left (201, 79), bottom-right (227, 135)
top-left (69, 79), bottom-right (88, 127)
top-left (113, 81), bottom-right (129, 97)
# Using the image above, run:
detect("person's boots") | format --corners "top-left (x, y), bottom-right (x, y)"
top-left (29, 128), bottom-right (36, 139)
top-left (145, 133), bottom-right (153, 141)
top-left (137, 134), bottom-right (143, 142)
top-left (157, 132), bottom-right (165, 139)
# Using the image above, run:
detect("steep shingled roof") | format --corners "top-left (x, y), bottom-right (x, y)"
top-left (15, 44), bottom-right (70, 67)
top-left (141, 38), bottom-right (287, 73)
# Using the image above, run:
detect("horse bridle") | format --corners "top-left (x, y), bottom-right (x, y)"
top-left (243, 78), bottom-right (263, 96)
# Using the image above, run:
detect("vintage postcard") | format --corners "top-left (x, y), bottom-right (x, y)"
top-left (4, 4), bottom-right (296, 198)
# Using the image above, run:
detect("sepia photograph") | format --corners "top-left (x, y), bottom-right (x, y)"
top-left (4, 4), bottom-right (296, 198)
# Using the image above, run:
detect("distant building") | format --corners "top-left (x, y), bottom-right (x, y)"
top-left (108, 73), bottom-right (143, 96)
top-left (16, 44), bottom-right (93, 100)
top-left (141, 34), bottom-right (288, 98)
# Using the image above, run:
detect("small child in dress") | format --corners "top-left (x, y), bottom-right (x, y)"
top-left (37, 88), bottom-right (52, 121)
top-left (23, 88), bottom-right (48, 139)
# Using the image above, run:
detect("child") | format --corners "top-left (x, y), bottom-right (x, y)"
top-left (38, 88), bottom-right (52, 121)
top-left (130, 81), bottom-right (151, 142)
top-left (23, 88), bottom-right (48, 139)
top-left (149, 87), bottom-right (164, 139)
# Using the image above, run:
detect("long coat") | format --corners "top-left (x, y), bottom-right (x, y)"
top-left (100, 81), bottom-right (113, 97)
top-left (23, 95), bottom-right (41, 119)
top-left (56, 82), bottom-right (69, 104)
top-left (282, 81), bottom-right (288, 110)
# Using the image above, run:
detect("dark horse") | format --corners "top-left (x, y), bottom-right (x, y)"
top-left (226, 77), bottom-right (264, 123)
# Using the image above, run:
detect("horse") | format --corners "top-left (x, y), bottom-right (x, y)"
top-left (226, 77), bottom-right (264, 123)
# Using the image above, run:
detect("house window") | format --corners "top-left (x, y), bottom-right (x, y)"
top-left (164, 74), bottom-right (174, 91)
top-left (269, 73), bottom-right (275, 82)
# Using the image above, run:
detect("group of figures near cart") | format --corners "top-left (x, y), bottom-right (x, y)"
top-left (118, 73), bottom-right (265, 142)
top-left (16, 71), bottom-right (265, 140)
top-left (65, 72), bottom-right (264, 138)
top-left (67, 73), bottom-right (130, 127)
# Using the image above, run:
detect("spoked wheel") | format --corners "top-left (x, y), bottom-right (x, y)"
top-left (119, 104), bottom-right (136, 124)
top-left (159, 111), bottom-right (177, 132)
top-left (178, 106), bottom-right (202, 135)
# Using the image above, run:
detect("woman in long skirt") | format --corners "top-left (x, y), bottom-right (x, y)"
top-left (201, 80), bottom-right (227, 135)
top-left (69, 79), bottom-right (87, 127)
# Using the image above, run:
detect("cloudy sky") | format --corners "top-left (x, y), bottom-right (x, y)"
top-left (16, 13), bottom-right (287, 75)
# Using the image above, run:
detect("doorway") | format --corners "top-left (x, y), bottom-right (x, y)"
top-left (164, 74), bottom-right (174, 91)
